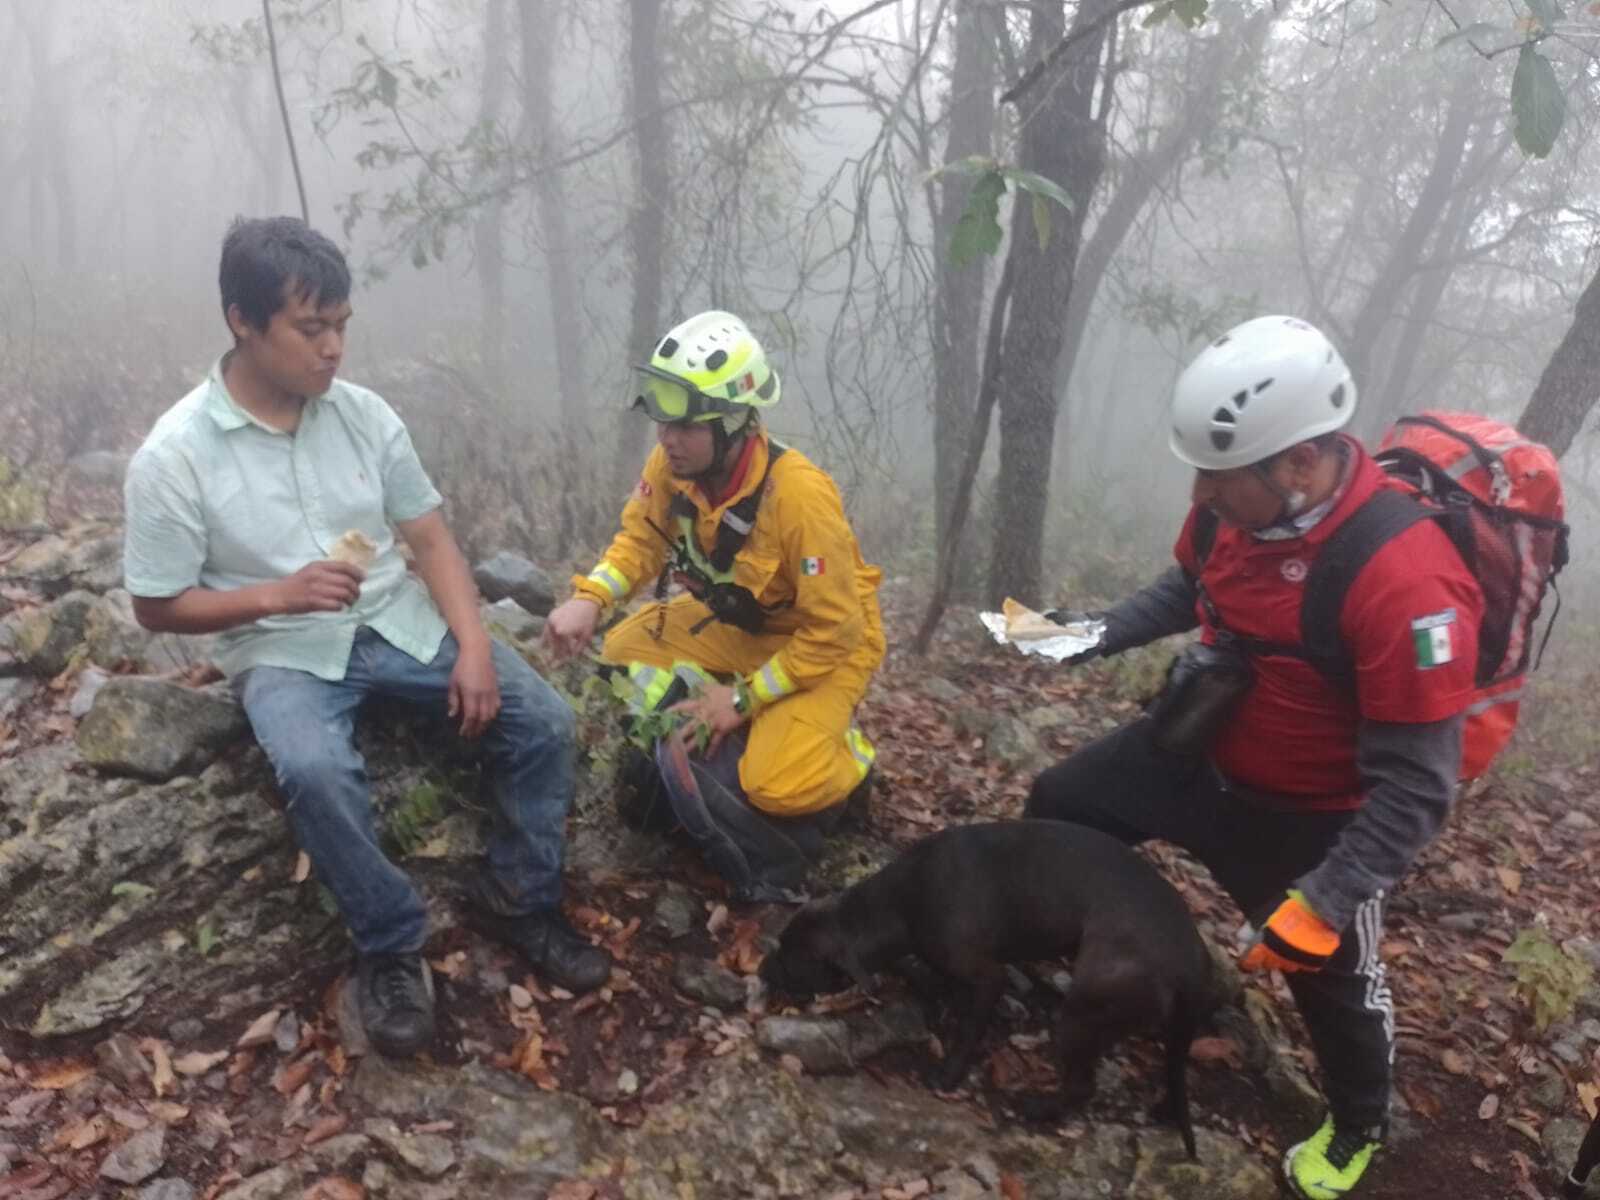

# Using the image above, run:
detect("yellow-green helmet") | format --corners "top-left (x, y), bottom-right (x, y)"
top-left (632, 310), bottom-right (781, 425)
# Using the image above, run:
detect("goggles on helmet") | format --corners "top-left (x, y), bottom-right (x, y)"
top-left (631, 364), bottom-right (733, 424)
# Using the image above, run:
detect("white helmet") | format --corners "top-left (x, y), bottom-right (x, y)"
top-left (1168, 315), bottom-right (1356, 470)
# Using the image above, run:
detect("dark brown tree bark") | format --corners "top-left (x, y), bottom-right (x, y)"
top-left (616, 0), bottom-right (669, 488)
top-left (1517, 260), bottom-right (1600, 460)
top-left (986, 0), bottom-right (1116, 607)
top-left (929, 0), bottom-right (997, 595)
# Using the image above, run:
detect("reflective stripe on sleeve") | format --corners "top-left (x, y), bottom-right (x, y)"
top-left (586, 560), bottom-right (630, 601)
top-left (748, 657), bottom-right (798, 705)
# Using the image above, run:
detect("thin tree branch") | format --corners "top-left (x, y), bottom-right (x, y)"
top-left (263, 0), bottom-right (310, 222)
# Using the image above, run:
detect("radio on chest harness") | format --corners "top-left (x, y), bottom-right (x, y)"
top-left (645, 442), bottom-right (791, 636)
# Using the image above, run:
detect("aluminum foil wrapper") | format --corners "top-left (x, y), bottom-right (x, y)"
top-left (978, 611), bottom-right (1107, 663)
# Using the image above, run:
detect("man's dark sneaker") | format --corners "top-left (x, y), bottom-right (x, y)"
top-left (355, 952), bottom-right (436, 1058)
top-left (470, 906), bottom-right (613, 994)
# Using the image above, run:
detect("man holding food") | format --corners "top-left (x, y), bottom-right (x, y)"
top-left (122, 216), bottom-right (610, 1059)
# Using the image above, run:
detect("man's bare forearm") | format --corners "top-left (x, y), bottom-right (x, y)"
top-left (402, 515), bottom-right (489, 653)
top-left (131, 583), bottom-right (284, 635)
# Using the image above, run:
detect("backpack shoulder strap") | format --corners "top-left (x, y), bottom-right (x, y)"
top-left (708, 440), bottom-right (786, 573)
top-left (1299, 487), bottom-right (1439, 679)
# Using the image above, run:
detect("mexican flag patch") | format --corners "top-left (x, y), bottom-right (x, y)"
top-left (1411, 609), bottom-right (1457, 669)
top-left (801, 557), bottom-right (826, 576)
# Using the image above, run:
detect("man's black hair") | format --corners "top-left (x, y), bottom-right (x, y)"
top-left (219, 216), bottom-right (351, 333)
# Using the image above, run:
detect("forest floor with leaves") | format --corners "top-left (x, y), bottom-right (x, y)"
top-left (1, 580), bottom-right (1599, 1199)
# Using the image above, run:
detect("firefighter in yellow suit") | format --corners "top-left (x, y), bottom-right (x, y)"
top-left (543, 311), bottom-right (884, 900)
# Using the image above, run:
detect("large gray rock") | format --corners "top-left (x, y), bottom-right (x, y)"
top-left (76, 676), bottom-right (249, 780)
top-left (3, 531), bottom-right (123, 596)
top-left (480, 598), bottom-right (544, 646)
top-left (7, 589), bottom-right (97, 675)
top-left (84, 590), bottom-right (217, 673)
top-left (100, 1126), bottom-right (167, 1184)
top-left (472, 552), bottom-right (555, 617)
top-left (351, 1057), bottom-right (604, 1192)
top-left (756, 1000), bottom-right (928, 1074)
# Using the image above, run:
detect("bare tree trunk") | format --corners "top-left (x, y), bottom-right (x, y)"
top-left (1056, 11), bottom-right (1270, 404)
top-left (518, 0), bottom-right (584, 437)
top-left (928, 0), bottom-right (996, 598)
top-left (474, 0), bottom-right (510, 399)
top-left (1343, 70), bottom-right (1475, 436)
top-left (1517, 260), bottom-right (1600, 460)
top-left (616, 0), bottom-right (669, 487)
top-left (987, 0), bottom-right (1115, 607)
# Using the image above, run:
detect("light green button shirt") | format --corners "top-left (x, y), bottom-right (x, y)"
top-left (123, 358), bottom-right (448, 681)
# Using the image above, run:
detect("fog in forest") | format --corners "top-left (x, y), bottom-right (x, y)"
top-left (4, 0), bottom-right (1600, 629)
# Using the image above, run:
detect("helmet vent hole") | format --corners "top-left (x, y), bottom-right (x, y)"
top-left (1230, 390), bottom-right (1248, 409)
top-left (1253, 378), bottom-right (1273, 394)
top-left (1210, 430), bottom-right (1235, 452)
top-left (1330, 383), bottom-right (1346, 409)
top-left (1212, 406), bottom-right (1237, 426)
top-left (658, 337), bottom-right (679, 357)
top-left (1212, 335), bottom-right (1230, 348)
top-left (705, 349), bottom-right (728, 371)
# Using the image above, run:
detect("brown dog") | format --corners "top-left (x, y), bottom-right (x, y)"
top-left (760, 820), bottom-right (1214, 1158)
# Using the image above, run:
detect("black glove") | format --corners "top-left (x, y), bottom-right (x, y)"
top-left (1041, 609), bottom-right (1106, 665)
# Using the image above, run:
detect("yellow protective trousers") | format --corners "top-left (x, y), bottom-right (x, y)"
top-left (603, 595), bottom-right (875, 818)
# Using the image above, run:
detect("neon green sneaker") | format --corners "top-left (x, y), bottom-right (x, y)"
top-left (1283, 1115), bottom-right (1384, 1198)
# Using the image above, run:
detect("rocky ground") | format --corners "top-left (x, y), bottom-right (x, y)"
top-left (2, 523), bottom-right (1599, 1199)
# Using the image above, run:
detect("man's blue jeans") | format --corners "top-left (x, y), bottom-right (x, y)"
top-left (235, 628), bottom-right (576, 955)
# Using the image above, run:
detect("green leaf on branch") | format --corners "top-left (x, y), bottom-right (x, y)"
top-left (1031, 194), bottom-right (1052, 252)
top-left (1143, 0), bottom-right (1209, 29)
top-left (1003, 168), bottom-right (1074, 213)
top-left (1512, 44), bottom-right (1565, 157)
top-left (949, 170), bottom-right (1006, 267)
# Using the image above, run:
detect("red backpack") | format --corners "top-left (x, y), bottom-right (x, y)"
top-left (1192, 412), bottom-right (1569, 780)
top-left (1371, 412), bottom-right (1568, 778)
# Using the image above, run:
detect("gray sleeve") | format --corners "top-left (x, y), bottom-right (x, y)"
top-left (1099, 565), bottom-right (1200, 654)
top-left (1294, 713), bottom-right (1463, 932)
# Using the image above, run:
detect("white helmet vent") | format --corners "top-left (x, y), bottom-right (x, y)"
top-left (1330, 383), bottom-right (1347, 409)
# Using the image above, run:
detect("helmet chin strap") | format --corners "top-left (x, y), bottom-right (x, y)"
top-left (686, 416), bottom-right (748, 483)
top-left (1249, 462), bottom-right (1307, 523)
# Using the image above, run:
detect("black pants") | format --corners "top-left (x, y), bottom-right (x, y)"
top-left (1024, 717), bottom-right (1393, 1130)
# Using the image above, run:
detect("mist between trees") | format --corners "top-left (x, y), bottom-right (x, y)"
top-left (4, 0), bottom-right (1600, 640)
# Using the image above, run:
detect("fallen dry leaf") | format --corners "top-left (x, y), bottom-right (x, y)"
top-left (882, 1180), bottom-right (930, 1199)
top-left (1478, 1092), bottom-right (1499, 1120)
top-left (49, 1114), bottom-right (108, 1151)
top-left (706, 903), bottom-right (729, 936)
top-left (1579, 1081), bottom-right (1599, 1118)
top-left (302, 1113), bottom-right (349, 1147)
top-left (292, 851), bottom-right (312, 883)
top-left (302, 1176), bottom-right (364, 1200)
top-left (274, 1057), bottom-right (316, 1096)
top-left (1188, 1037), bottom-right (1244, 1069)
top-left (1469, 1152), bottom-right (1492, 1173)
top-left (172, 1050), bottom-right (229, 1077)
top-left (28, 1059), bottom-right (93, 1090)
top-left (546, 1182), bottom-right (599, 1200)
top-left (410, 1120), bottom-right (455, 1135)
top-left (1000, 1174), bottom-right (1027, 1200)
top-left (236, 1009), bottom-right (282, 1049)
top-left (145, 1101), bottom-right (190, 1124)
top-left (140, 1039), bottom-right (175, 1097)
top-left (508, 984), bottom-right (534, 1010)
top-left (1440, 1048), bottom-right (1470, 1076)
top-left (1495, 867), bottom-right (1522, 895)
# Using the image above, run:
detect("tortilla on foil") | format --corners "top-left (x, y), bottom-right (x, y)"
top-left (979, 597), bottom-right (1106, 662)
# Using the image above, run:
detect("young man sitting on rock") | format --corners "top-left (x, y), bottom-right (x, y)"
top-left (122, 216), bottom-right (611, 1057)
